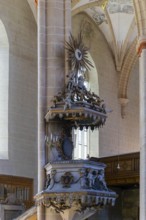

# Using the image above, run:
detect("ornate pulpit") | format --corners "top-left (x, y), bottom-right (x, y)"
top-left (35, 34), bottom-right (117, 220)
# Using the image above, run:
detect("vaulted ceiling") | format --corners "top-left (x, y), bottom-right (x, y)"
top-left (31, 0), bottom-right (146, 116)
top-left (71, 1), bottom-right (138, 113)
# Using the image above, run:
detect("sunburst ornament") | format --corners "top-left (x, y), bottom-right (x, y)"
top-left (45, 33), bottom-right (108, 132)
top-left (65, 33), bottom-right (94, 72)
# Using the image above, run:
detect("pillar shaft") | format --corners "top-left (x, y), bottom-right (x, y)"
top-left (139, 48), bottom-right (146, 220)
top-left (37, 1), bottom-right (47, 219)
top-left (37, 205), bottom-right (45, 220)
top-left (45, 209), bottom-right (62, 220)
top-left (37, 0), bottom-right (71, 219)
top-left (38, 0), bottom-right (47, 193)
top-left (38, 0), bottom-right (71, 190)
top-left (46, 0), bottom-right (71, 106)
top-left (64, 0), bottom-right (72, 83)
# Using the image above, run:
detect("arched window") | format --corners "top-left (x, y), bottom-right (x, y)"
top-left (0, 20), bottom-right (9, 159)
top-left (73, 53), bottom-right (99, 159)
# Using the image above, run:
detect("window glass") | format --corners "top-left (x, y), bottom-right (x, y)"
top-left (73, 53), bottom-right (99, 159)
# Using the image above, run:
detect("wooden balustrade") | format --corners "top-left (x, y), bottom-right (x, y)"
top-left (0, 175), bottom-right (34, 209)
top-left (91, 152), bottom-right (139, 186)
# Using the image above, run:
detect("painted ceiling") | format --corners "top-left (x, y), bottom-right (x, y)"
top-left (72, 0), bottom-right (137, 71)
top-left (30, 0), bottom-right (138, 103)
top-left (31, 0), bottom-right (137, 71)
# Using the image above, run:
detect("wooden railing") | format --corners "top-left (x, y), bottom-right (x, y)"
top-left (0, 175), bottom-right (34, 209)
top-left (91, 152), bottom-right (139, 186)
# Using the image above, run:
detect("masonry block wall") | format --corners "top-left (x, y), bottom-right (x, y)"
top-left (0, 0), bottom-right (37, 193)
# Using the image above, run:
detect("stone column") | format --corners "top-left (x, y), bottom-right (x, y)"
top-left (64, 0), bottom-right (72, 82)
top-left (38, 0), bottom-right (47, 219)
top-left (46, 209), bottom-right (62, 220)
top-left (45, 0), bottom-right (71, 163)
top-left (60, 209), bottom-right (96, 220)
top-left (38, 0), bottom-right (71, 188)
top-left (38, 0), bottom-right (48, 194)
top-left (46, 0), bottom-right (71, 105)
top-left (37, 0), bottom-right (71, 219)
top-left (137, 39), bottom-right (146, 220)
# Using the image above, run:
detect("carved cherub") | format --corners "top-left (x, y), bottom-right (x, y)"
top-left (64, 93), bottom-right (72, 110)
top-left (46, 170), bottom-right (56, 190)
top-left (87, 169), bottom-right (93, 188)
top-left (45, 174), bottom-right (51, 189)
top-left (98, 170), bottom-right (108, 191)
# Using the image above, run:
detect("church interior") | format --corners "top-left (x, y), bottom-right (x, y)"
top-left (0, 0), bottom-right (145, 219)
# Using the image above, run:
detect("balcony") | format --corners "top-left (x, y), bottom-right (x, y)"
top-left (35, 159), bottom-right (117, 220)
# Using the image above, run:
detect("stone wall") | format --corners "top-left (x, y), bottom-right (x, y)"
top-left (72, 13), bottom-right (139, 157)
top-left (0, 0), bottom-right (37, 193)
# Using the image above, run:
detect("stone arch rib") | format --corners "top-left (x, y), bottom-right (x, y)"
top-left (119, 38), bottom-right (138, 99)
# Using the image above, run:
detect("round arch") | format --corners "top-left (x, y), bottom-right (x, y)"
top-left (0, 20), bottom-right (9, 159)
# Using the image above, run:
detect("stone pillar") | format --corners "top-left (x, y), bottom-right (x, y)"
top-left (38, 0), bottom-right (71, 188)
top-left (137, 39), bottom-right (146, 220)
top-left (37, 205), bottom-right (45, 220)
top-left (37, 1), bottom-right (47, 219)
top-left (37, 0), bottom-right (71, 219)
top-left (38, 0), bottom-right (47, 194)
top-left (46, 209), bottom-right (62, 220)
top-left (60, 209), bottom-right (96, 220)
top-left (64, 0), bottom-right (72, 82)
top-left (46, 0), bottom-right (71, 105)
top-left (45, 0), bottom-right (71, 163)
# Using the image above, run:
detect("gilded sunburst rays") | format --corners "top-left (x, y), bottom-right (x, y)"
top-left (65, 33), bottom-right (94, 72)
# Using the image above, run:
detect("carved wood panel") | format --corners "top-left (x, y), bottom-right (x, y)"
top-left (91, 152), bottom-right (139, 186)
